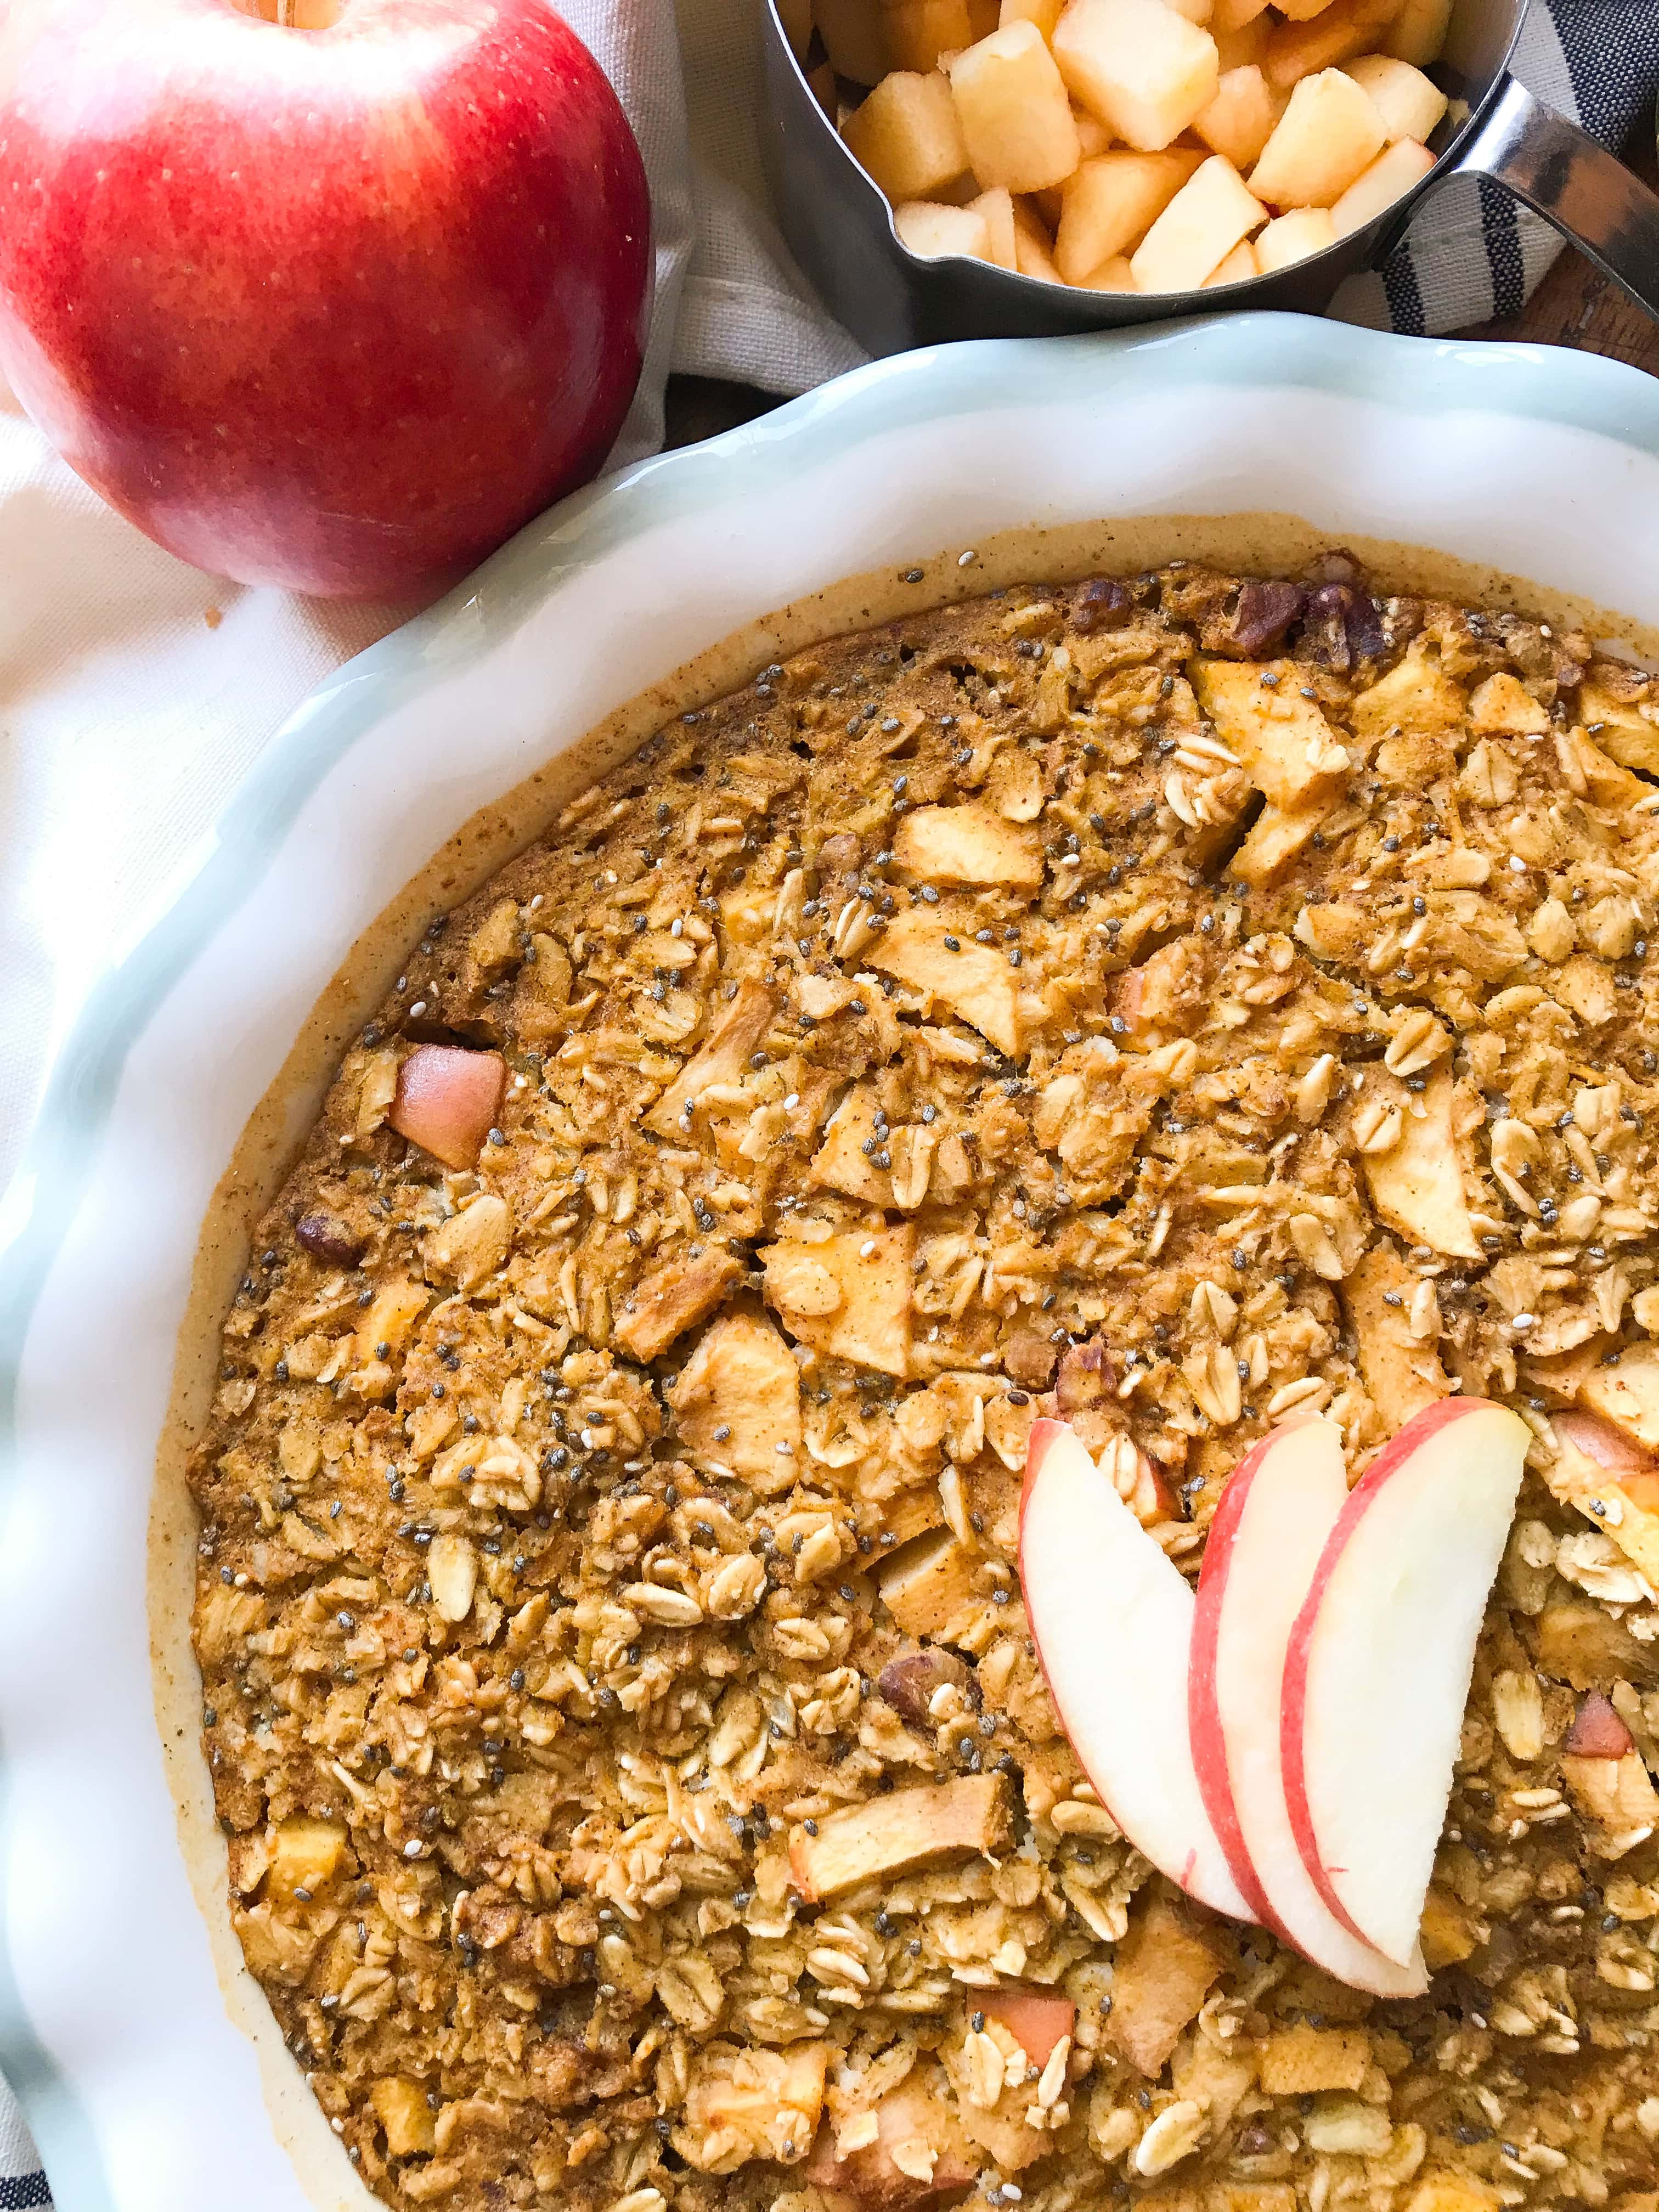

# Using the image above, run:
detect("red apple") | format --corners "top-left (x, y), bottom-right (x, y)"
top-left (1019, 1417), bottom-right (1250, 1921)
top-left (1280, 1397), bottom-right (1528, 1968)
top-left (0, 0), bottom-right (651, 598)
top-left (390, 1044), bottom-right (505, 1167)
top-left (1189, 1416), bottom-right (1425, 1997)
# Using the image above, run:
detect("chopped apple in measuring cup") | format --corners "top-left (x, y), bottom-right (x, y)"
top-left (1054, 149), bottom-right (1200, 281)
top-left (949, 19), bottom-right (1080, 189)
top-left (1343, 50), bottom-right (1448, 139)
top-left (895, 198), bottom-right (994, 258)
top-left (1051, 0), bottom-right (1220, 151)
top-left (1255, 204), bottom-right (1336, 268)
top-left (1332, 137), bottom-right (1435, 233)
top-left (1193, 63), bottom-right (1283, 170)
top-left (1250, 66), bottom-right (1386, 206)
top-left (844, 67), bottom-right (971, 199)
top-left (1130, 153), bottom-right (1265, 291)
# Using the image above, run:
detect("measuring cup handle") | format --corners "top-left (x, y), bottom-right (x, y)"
top-left (1449, 74), bottom-right (1659, 323)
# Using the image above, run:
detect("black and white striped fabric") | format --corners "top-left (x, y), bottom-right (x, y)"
top-left (1332, 0), bottom-right (1658, 334)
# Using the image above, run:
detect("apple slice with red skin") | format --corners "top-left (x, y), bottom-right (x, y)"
top-left (388, 1045), bottom-right (506, 1170)
top-left (1189, 1416), bottom-right (1427, 1997)
top-left (1281, 1396), bottom-right (1528, 1968)
top-left (979, 1987), bottom-right (1076, 2067)
top-left (1019, 1418), bottom-right (1250, 1921)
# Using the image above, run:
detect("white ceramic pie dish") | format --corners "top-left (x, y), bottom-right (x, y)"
top-left (4, 313), bottom-right (1659, 2212)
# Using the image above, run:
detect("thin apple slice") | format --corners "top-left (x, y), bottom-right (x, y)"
top-left (1190, 1417), bottom-right (1427, 1997)
top-left (1019, 1418), bottom-right (1250, 1920)
top-left (1282, 1397), bottom-right (1528, 1967)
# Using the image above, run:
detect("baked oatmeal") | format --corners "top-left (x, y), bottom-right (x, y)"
top-left (191, 557), bottom-right (1659, 2212)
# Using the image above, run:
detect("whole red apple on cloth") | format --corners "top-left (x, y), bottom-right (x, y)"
top-left (0, 0), bottom-right (652, 599)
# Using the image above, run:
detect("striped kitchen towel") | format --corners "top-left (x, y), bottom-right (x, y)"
top-left (1335, 0), bottom-right (1659, 335)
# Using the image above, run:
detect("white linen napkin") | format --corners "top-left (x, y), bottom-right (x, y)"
top-left (0, 0), bottom-right (1653, 2185)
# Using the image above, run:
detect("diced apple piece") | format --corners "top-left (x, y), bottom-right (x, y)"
top-left (1342, 1243), bottom-right (1449, 1430)
top-left (1192, 657), bottom-right (1348, 807)
top-left (1276, 0), bottom-right (1344, 16)
top-left (1001, 0), bottom-right (1065, 33)
top-left (790, 1775), bottom-right (1011, 1900)
top-left (894, 801), bottom-right (1044, 885)
top-left (1204, 236), bottom-right (1260, 285)
top-left (816, 0), bottom-right (891, 80)
top-left (1013, 196), bottom-right (1063, 278)
top-left (970, 184), bottom-right (1019, 266)
top-left (1132, 154), bottom-right (1265, 290)
top-left (1344, 53), bottom-right (1448, 140)
top-left (1351, 637), bottom-right (1466, 742)
top-left (878, 1527), bottom-right (981, 1635)
top-left (872, 907), bottom-right (1023, 1053)
top-left (981, 1987), bottom-right (1076, 2065)
top-left (895, 200), bottom-right (994, 259)
top-left (1264, 0), bottom-right (1403, 87)
top-left (950, 21), bottom-right (1082, 190)
top-left (844, 70), bottom-right (972, 202)
top-left (811, 1083), bottom-right (894, 1204)
top-left (1358, 1068), bottom-right (1481, 1261)
top-left (1107, 1887), bottom-right (1231, 2076)
top-left (667, 1310), bottom-right (802, 1488)
top-left (1578, 1342), bottom-right (1659, 1453)
top-left (1418, 1887), bottom-right (1482, 1970)
top-left (1258, 2023), bottom-right (1369, 2094)
top-left (265, 1817), bottom-right (349, 1905)
top-left (1019, 1418), bottom-right (1250, 1917)
top-left (1054, 148), bottom-right (1202, 280)
top-left (886, 0), bottom-right (974, 71)
top-left (1073, 102), bottom-right (1113, 155)
top-left (1212, 0), bottom-right (1271, 27)
top-left (1052, 0), bottom-right (1220, 152)
top-left (613, 1250), bottom-right (741, 1364)
top-left (761, 1223), bottom-right (913, 1375)
top-left (1331, 137), bottom-right (1435, 233)
top-left (1383, 0), bottom-right (1454, 67)
top-left (646, 979), bottom-right (777, 1137)
top-left (1077, 254), bottom-right (1137, 289)
top-left (1213, 9), bottom-right (1269, 71)
top-left (372, 2078), bottom-right (437, 2158)
top-left (806, 2065), bottom-right (978, 2209)
top-left (389, 1045), bottom-right (506, 1170)
top-left (1228, 797), bottom-right (1329, 884)
top-left (1249, 67), bottom-right (1386, 205)
top-left (1563, 1748), bottom-right (1659, 1842)
top-left (682, 2042), bottom-right (830, 2175)
top-left (1190, 1417), bottom-right (1427, 1996)
top-left (1255, 205), bottom-right (1336, 269)
top-left (1162, 0), bottom-right (1215, 18)
top-left (1549, 1407), bottom-right (1659, 1588)
top-left (1193, 64), bottom-right (1281, 170)
top-left (1282, 1398), bottom-right (1529, 1967)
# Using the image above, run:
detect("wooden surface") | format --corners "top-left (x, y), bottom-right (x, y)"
top-left (662, 119), bottom-right (1659, 452)
top-left (1454, 122), bottom-right (1659, 373)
